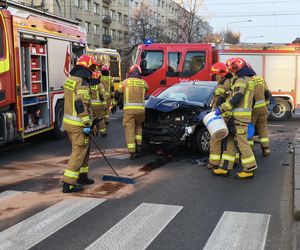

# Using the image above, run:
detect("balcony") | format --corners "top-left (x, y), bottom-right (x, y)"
top-left (103, 0), bottom-right (112, 4)
top-left (102, 15), bottom-right (112, 24)
top-left (103, 35), bottom-right (112, 44)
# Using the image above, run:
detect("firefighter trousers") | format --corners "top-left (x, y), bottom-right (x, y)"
top-left (250, 111), bottom-right (269, 149)
top-left (63, 131), bottom-right (90, 185)
top-left (209, 137), bottom-right (222, 166)
top-left (123, 111), bottom-right (145, 153)
top-left (219, 134), bottom-right (238, 170)
top-left (93, 109), bottom-right (107, 135)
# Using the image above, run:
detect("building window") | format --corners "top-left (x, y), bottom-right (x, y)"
top-left (85, 21), bottom-right (91, 32)
top-left (118, 0), bottom-right (122, 4)
top-left (75, 0), bottom-right (81, 7)
top-left (118, 12), bottom-right (122, 23)
top-left (94, 24), bottom-right (100, 35)
top-left (111, 9), bottom-right (116, 20)
top-left (123, 14), bottom-right (128, 24)
top-left (94, 3), bottom-right (99, 14)
top-left (123, 32), bottom-right (128, 42)
top-left (118, 31), bottom-right (122, 40)
top-left (103, 6), bottom-right (108, 15)
top-left (111, 29), bottom-right (116, 40)
top-left (84, 0), bottom-right (90, 11)
top-left (103, 27), bottom-right (109, 35)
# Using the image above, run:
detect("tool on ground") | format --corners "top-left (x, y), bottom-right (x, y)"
top-left (90, 136), bottom-right (135, 184)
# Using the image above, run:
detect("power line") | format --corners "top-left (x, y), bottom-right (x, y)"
top-left (214, 24), bottom-right (300, 28)
top-left (204, 0), bottom-right (298, 5)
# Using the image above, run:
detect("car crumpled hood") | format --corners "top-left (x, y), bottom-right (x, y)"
top-left (146, 96), bottom-right (206, 113)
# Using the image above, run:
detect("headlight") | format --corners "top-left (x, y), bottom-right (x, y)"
top-left (175, 117), bottom-right (181, 121)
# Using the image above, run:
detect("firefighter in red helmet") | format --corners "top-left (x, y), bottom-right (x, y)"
top-left (62, 54), bottom-right (99, 193)
top-left (112, 64), bottom-right (148, 159)
top-left (207, 62), bottom-right (236, 169)
top-left (213, 58), bottom-right (257, 179)
top-left (100, 64), bottom-right (113, 124)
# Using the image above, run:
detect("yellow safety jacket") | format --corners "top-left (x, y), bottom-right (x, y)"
top-left (118, 78), bottom-right (148, 112)
top-left (90, 83), bottom-right (107, 112)
top-left (220, 76), bottom-right (254, 123)
top-left (252, 76), bottom-right (269, 115)
top-left (101, 75), bottom-right (113, 98)
top-left (63, 76), bottom-right (92, 132)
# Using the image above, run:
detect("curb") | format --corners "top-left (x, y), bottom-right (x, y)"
top-left (293, 129), bottom-right (300, 220)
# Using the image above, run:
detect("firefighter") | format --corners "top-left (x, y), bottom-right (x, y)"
top-left (207, 62), bottom-right (235, 169)
top-left (213, 58), bottom-right (257, 179)
top-left (101, 65), bottom-right (113, 124)
top-left (113, 64), bottom-right (148, 159)
top-left (62, 54), bottom-right (98, 193)
top-left (247, 70), bottom-right (271, 156)
top-left (90, 71), bottom-right (107, 136)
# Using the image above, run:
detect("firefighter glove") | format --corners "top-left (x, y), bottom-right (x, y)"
top-left (111, 105), bottom-right (117, 114)
top-left (215, 107), bottom-right (222, 116)
top-left (83, 127), bottom-right (91, 135)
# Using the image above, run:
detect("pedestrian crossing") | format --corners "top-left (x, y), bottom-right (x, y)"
top-left (0, 190), bottom-right (271, 250)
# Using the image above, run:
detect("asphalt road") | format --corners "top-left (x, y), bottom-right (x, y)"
top-left (0, 113), bottom-right (299, 250)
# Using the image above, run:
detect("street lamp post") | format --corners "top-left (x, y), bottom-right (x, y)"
top-left (226, 19), bottom-right (252, 43)
top-left (244, 35), bottom-right (264, 43)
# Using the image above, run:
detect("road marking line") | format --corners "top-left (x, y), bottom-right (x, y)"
top-left (268, 124), bottom-right (283, 127)
top-left (85, 202), bottom-right (183, 250)
top-left (0, 197), bottom-right (105, 250)
top-left (0, 190), bottom-right (26, 202)
top-left (203, 211), bottom-right (270, 250)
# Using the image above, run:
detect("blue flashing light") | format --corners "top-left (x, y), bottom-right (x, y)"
top-left (144, 38), bottom-right (153, 45)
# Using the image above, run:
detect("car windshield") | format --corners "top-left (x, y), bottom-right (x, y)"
top-left (157, 84), bottom-right (214, 104)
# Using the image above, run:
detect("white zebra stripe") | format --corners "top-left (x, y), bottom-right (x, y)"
top-left (0, 197), bottom-right (105, 250)
top-left (203, 211), bottom-right (271, 250)
top-left (85, 202), bottom-right (183, 250)
top-left (0, 190), bottom-right (25, 201)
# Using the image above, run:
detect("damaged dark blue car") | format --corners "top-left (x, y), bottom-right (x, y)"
top-left (143, 81), bottom-right (217, 154)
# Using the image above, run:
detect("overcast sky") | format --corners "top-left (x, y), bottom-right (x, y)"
top-left (201, 0), bottom-right (300, 43)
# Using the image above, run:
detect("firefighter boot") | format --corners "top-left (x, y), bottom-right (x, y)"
top-left (235, 171), bottom-right (254, 179)
top-left (77, 173), bottom-right (95, 185)
top-left (262, 148), bottom-right (271, 156)
top-left (62, 183), bottom-right (83, 193)
top-left (212, 168), bottom-right (229, 177)
top-left (130, 153), bottom-right (136, 160)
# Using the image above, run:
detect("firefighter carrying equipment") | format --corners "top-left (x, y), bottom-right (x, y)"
top-left (117, 73), bottom-right (148, 154)
top-left (62, 65), bottom-right (93, 187)
top-left (249, 76), bottom-right (270, 153)
top-left (217, 75), bottom-right (257, 173)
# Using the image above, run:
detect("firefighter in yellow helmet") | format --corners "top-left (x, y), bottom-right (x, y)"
top-left (62, 54), bottom-right (98, 193)
top-left (213, 58), bottom-right (257, 179)
top-left (246, 62), bottom-right (271, 156)
top-left (113, 64), bottom-right (148, 159)
top-left (90, 71), bottom-right (107, 136)
top-left (100, 64), bottom-right (113, 124)
top-left (207, 62), bottom-right (235, 169)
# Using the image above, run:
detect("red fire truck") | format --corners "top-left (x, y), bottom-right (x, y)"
top-left (133, 43), bottom-right (300, 120)
top-left (0, 1), bottom-right (86, 146)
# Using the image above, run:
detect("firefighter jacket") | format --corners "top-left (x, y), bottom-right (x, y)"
top-left (63, 75), bottom-right (92, 133)
top-left (101, 75), bottom-right (113, 98)
top-left (90, 82), bottom-right (106, 112)
top-left (219, 76), bottom-right (254, 123)
top-left (117, 77), bottom-right (148, 113)
top-left (252, 76), bottom-right (269, 114)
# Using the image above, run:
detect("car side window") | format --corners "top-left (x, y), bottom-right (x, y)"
top-left (181, 51), bottom-right (206, 77)
top-left (140, 50), bottom-right (163, 76)
top-left (167, 52), bottom-right (181, 77)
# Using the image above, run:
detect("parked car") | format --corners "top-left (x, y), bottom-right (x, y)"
top-left (143, 81), bottom-right (217, 154)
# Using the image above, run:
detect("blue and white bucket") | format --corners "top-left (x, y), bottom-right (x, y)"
top-left (203, 111), bottom-right (229, 140)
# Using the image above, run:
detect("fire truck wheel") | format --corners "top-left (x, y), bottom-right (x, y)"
top-left (192, 126), bottom-right (210, 154)
top-left (54, 100), bottom-right (65, 139)
top-left (269, 98), bottom-right (291, 121)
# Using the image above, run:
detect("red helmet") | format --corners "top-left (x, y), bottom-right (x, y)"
top-left (91, 71), bottom-right (101, 79)
top-left (225, 58), bottom-right (236, 69)
top-left (76, 55), bottom-right (99, 69)
top-left (210, 62), bottom-right (227, 77)
top-left (101, 64), bottom-right (110, 71)
top-left (129, 64), bottom-right (142, 74)
top-left (227, 58), bottom-right (246, 73)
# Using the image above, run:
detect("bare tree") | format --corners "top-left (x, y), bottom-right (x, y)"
top-left (175, 0), bottom-right (212, 43)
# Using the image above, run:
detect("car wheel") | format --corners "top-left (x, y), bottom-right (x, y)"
top-left (269, 98), bottom-right (291, 121)
top-left (192, 127), bottom-right (210, 154)
top-left (53, 100), bottom-right (66, 139)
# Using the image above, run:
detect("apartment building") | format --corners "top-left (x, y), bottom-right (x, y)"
top-left (12, 0), bottom-right (188, 49)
